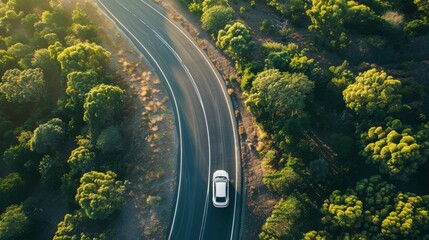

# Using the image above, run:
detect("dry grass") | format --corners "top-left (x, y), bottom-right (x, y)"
top-left (64, 0), bottom-right (178, 239)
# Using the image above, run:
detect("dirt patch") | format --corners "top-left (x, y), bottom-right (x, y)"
top-left (151, 1), bottom-right (277, 238)
top-left (64, 1), bottom-right (177, 239)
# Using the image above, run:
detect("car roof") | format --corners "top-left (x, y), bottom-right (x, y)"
top-left (215, 182), bottom-right (226, 197)
top-left (213, 170), bottom-right (229, 178)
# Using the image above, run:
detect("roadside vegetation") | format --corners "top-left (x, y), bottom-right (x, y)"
top-left (0, 0), bottom-right (131, 238)
top-left (178, 0), bottom-right (429, 238)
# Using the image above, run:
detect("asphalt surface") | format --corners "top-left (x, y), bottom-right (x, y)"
top-left (96, 0), bottom-right (241, 239)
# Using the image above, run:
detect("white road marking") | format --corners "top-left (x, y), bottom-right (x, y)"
top-left (101, 0), bottom-right (214, 239)
top-left (137, 1), bottom-right (241, 239)
top-left (95, 0), bottom-right (185, 238)
top-left (99, 0), bottom-right (241, 239)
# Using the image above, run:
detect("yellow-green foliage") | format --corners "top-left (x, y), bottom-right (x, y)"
top-left (321, 190), bottom-right (364, 228)
top-left (75, 171), bottom-right (126, 220)
top-left (343, 68), bottom-right (402, 116)
top-left (362, 119), bottom-right (429, 180)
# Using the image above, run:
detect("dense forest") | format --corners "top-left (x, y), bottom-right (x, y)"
top-left (0, 0), bottom-right (129, 239)
top-left (180, 0), bottom-right (429, 238)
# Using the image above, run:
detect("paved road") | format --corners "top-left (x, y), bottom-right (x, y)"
top-left (97, 0), bottom-right (241, 239)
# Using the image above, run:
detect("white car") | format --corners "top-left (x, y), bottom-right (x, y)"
top-left (212, 170), bottom-right (229, 208)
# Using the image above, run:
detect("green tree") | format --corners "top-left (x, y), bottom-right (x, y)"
top-left (201, 0), bottom-right (229, 12)
top-left (0, 173), bottom-right (25, 210)
top-left (29, 118), bottom-right (65, 153)
top-left (2, 144), bottom-right (27, 170)
top-left (262, 167), bottom-right (302, 195)
top-left (355, 175), bottom-right (396, 234)
top-left (309, 158), bottom-right (329, 182)
top-left (361, 119), bottom-right (429, 180)
top-left (57, 42), bottom-right (110, 75)
top-left (265, 43), bottom-right (318, 76)
top-left (66, 70), bottom-right (99, 108)
top-left (381, 193), bottom-right (429, 238)
top-left (0, 68), bottom-right (46, 103)
top-left (259, 194), bottom-right (314, 239)
top-left (0, 204), bottom-right (29, 240)
top-left (31, 48), bottom-right (57, 73)
top-left (96, 125), bottom-right (124, 154)
top-left (343, 68), bottom-right (402, 116)
top-left (54, 210), bottom-right (107, 240)
top-left (303, 230), bottom-right (331, 239)
top-left (306, 0), bottom-right (350, 49)
top-left (321, 190), bottom-right (364, 229)
top-left (245, 69), bottom-right (314, 134)
top-left (71, 6), bottom-right (91, 25)
top-left (7, 43), bottom-right (33, 67)
top-left (309, 176), bottom-right (429, 238)
top-left (48, 41), bottom-right (64, 61)
top-left (306, 0), bottom-right (380, 49)
top-left (0, 50), bottom-right (17, 73)
top-left (201, 5), bottom-right (234, 33)
top-left (38, 154), bottom-right (67, 188)
top-left (267, 0), bottom-right (307, 24)
top-left (328, 60), bottom-right (354, 90)
top-left (83, 84), bottom-right (125, 130)
top-left (67, 146), bottom-right (95, 173)
top-left (75, 171), bottom-right (127, 220)
top-left (216, 22), bottom-right (254, 64)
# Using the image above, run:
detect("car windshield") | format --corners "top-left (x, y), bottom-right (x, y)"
top-left (216, 196), bottom-right (226, 203)
top-left (216, 176), bottom-right (227, 182)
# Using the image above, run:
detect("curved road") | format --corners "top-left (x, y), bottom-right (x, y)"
top-left (96, 0), bottom-right (241, 239)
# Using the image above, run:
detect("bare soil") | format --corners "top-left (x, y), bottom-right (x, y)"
top-left (65, 1), bottom-right (177, 239)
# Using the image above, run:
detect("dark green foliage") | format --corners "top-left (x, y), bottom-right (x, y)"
top-left (0, 1), bottom-right (129, 239)
top-left (0, 50), bottom-right (16, 73)
top-left (0, 204), bottom-right (29, 240)
top-left (260, 19), bottom-right (275, 33)
top-left (30, 118), bottom-right (65, 153)
top-left (3, 143), bottom-right (30, 171)
top-left (245, 69), bottom-right (314, 134)
top-left (201, 5), bottom-right (234, 33)
top-left (38, 154), bottom-right (67, 188)
top-left (267, 0), bottom-right (308, 24)
top-left (404, 19), bottom-right (429, 36)
top-left (31, 48), bottom-right (56, 73)
top-left (83, 84), bottom-right (125, 130)
top-left (328, 60), bottom-right (354, 91)
top-left (0, 173), bottom-right (25, 210)
top-left (0, 68), bottom-right (46, 103)
top-left (75, 171), bottom-right (127, 220)
top-left (96, 125), bottom-right (124, 154)
top-left (309, 158), bottom-right (329, 182)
